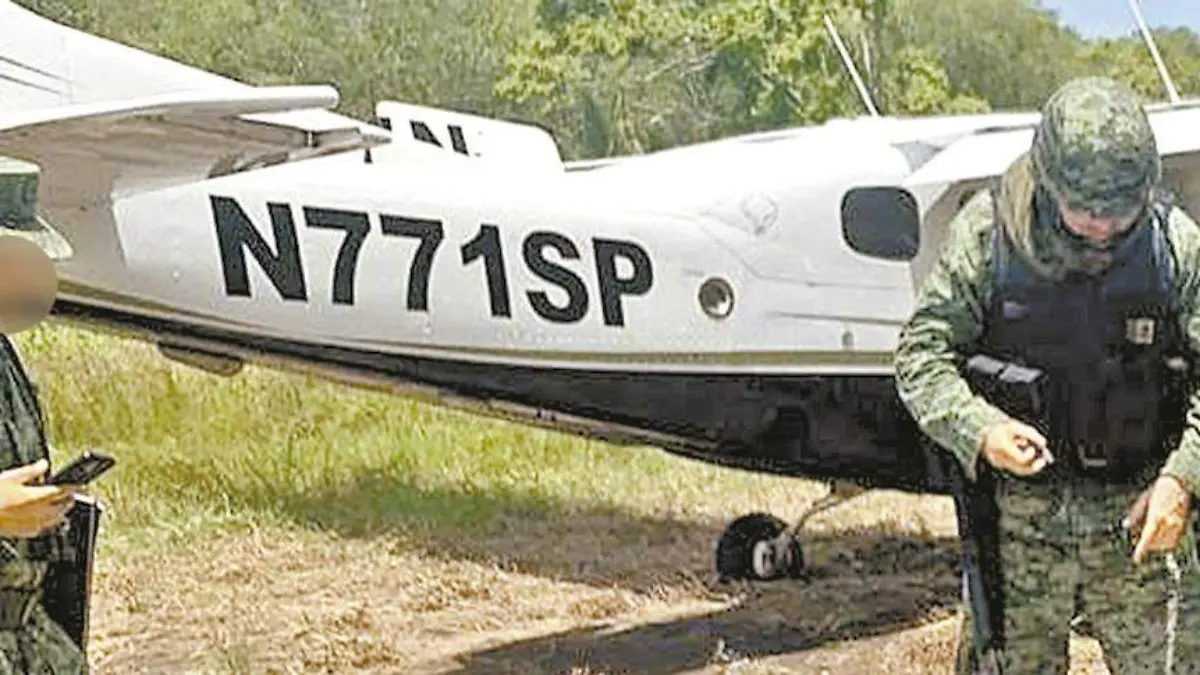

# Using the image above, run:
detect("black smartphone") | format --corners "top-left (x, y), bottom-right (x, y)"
top-left (47, 452), bottom-right (115, 486)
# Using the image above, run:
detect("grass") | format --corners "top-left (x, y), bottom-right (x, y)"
top-left (13, 320), bottom-right (811, 556)
top-left (11, 320), bottom-right (994, 673)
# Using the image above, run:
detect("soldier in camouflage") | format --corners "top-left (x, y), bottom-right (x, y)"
top-left (895, 76), bottom-right (1200, 673)
top-left (0, 158), bottom-right (87, 674)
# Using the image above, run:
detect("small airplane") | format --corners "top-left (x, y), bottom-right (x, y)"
top-left (2, 0), bottom-right (1200, 585)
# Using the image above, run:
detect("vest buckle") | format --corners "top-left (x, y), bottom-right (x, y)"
top-left (1075, 441), bottom-right (1109, 471)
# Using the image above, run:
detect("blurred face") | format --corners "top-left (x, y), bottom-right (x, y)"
top-left (1056, 196), bottom-right (1142, 249)
top-left (0, 236), bottom-right (56, 334)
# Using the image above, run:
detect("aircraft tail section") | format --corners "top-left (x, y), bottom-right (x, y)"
top-left (373, 101), bottom-right (563, 172)
top-left (0, 0), bottom-right (248, 113)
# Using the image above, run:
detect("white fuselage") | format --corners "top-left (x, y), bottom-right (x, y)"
top-left (53, 118), bottom-right (938, 376)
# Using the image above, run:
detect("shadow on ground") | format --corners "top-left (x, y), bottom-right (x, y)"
top-left (260, 472), bottom-right (963, 674)
top-left (251, 471), bottom-right (961, 598)
top-left (443, 531), bottom-right (961, 675)
top-left (96, 461), bottom-right (966, 673)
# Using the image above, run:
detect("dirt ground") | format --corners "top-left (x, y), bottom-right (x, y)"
top-left (83, 491), bottom-right (1113, 674)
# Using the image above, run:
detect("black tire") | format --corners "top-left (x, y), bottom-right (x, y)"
top-left (714, 512), bottom-right (805, 582)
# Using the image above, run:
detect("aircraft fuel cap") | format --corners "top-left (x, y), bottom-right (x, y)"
top-left (698, 277), bottom-right (735, 320)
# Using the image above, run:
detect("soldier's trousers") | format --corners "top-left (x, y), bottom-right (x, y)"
top-left (0, 604), bottom-right (86, 674)
top-left (956, 473), bottom-right (1200, 674)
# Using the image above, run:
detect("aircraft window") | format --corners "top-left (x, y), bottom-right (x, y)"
top-left (840, 187), bottom-right (919, 261)
top-left (698, 278), bottom-right (735, 319)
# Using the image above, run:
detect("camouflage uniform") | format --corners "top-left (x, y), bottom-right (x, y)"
top-left (0, 159), bottom-right (86, 673)
top-left (895, 77), bottom-right (1200, 673)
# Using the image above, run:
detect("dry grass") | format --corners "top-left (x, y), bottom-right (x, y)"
top-left (11, 323), bottom-right (1118, 673)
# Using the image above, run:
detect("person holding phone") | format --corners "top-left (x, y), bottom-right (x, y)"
top-left (0, 460), bottom-right (75, 540)
top-left (0, 158), bottom-right (88, 674)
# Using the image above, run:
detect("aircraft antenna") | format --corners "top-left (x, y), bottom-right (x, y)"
top-left (823, 14), bottom-right (881, 117)
top-left (1126, 0), bottom-right (1181, 104)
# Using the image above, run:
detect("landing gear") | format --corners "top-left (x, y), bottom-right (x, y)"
top-left (715, 513), bottom-right (805, 582)
top-left (713, 479), bottom-right (868, 583)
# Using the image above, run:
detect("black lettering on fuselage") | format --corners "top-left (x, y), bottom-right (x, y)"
top-left (211, 195), bottom-right (655, 326)
top-left (381, 215), bottom-right (444, 311)
top-left (448, 125), bottom-right (470, 155)
top-left (211, 195), bottom-right (308, 301)
top-left (594, 238), bottom-right (653, 327)
top-left (410, 120), bottom-right (471, 156)
top-left (523, 231), bottom-right (588, 323)
top-left (461, 224), bottom-right (511, 317)
top-left (304, 207), bottom-right (370, 305)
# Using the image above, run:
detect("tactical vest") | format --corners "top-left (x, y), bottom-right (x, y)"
top-left (974, 194), bottom-right (1193, 483)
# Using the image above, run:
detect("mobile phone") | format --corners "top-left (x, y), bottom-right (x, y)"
top-left (47, 452), bottom-right (115, 486)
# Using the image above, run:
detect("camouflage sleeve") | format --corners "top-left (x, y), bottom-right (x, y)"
top-left (894, 191), bottom-right (1010, 481)
top-left (1160, 207), bottom-right (1200, 497)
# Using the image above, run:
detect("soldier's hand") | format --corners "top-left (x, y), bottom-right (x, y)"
top-left (1124, 484), bottom-right (1154, 541)
top-left (1132, 475), bottom-right (1191, 565)
top-left (981, 419), bottom-right (1052, 476)
top-left (0, 459), bottom-right (77, 539)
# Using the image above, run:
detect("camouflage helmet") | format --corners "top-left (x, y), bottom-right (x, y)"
top-left (1031, 77), bottom-right (1161, 218)
top-left (0, 157), bottom-right (72, 261)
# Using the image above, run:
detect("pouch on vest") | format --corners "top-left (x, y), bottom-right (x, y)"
top-left (960, 353), bottom-right (1049, 435)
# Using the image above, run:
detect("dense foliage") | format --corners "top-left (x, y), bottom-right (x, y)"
top-left (15, 0), bottom-right (1200, 159)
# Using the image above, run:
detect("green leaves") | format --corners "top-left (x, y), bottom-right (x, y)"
top-left (498, 0), bottom-right (883, 156)
top-left (1082, 28), bottom-right (1200, 103)
top-left (14, 0), bottom-right (1200, 162)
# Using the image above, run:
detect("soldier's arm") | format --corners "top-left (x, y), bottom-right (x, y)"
top-left (894, 192), bottom-right (1009, 481)
top-left (1160, 207), bottom-right (1200, 497)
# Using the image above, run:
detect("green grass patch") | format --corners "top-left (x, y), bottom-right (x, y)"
top-left (13, 321), bottom-right (778, 557)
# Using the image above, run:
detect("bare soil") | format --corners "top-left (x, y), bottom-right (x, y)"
top-left (84, 489), bottom-right (1113, 674)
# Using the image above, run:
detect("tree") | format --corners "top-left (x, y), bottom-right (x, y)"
top-left (18, 0), bottom-right (1200, 163)
top-left (1081, 27), bottom-right (1200, 102)
top-left (886, 0), bottom-right (1088, 110)
top-left (14, 0), bottom-right (539, 124)
top-left (496, 0), bottom-right (985, 159)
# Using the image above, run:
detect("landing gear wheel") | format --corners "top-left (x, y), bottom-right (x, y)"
top-left (714, 512), bottom-right (805, 583)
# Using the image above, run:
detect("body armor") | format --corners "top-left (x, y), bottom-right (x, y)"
top-left (974, 198), bottom-right (1191, 483)
top-left (953, 196), bottom-right (1196, 666)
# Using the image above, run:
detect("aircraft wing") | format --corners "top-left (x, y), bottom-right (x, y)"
top-left (902, 102), bottom-right (1200, 235)
top-left (902, 128), bottom-right (1031, 189)
top-left (0, 86), bottom-right (392, 213)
